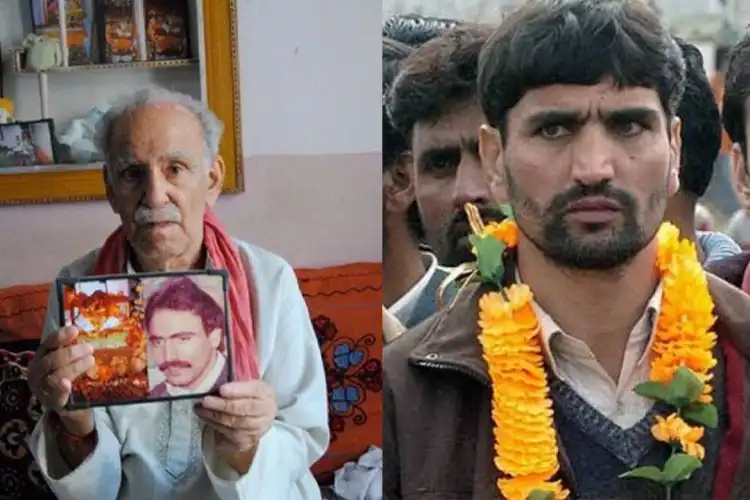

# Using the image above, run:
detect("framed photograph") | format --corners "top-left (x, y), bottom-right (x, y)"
top-left (55, 269), bottom-right (233, 410)
top-left (0, 119), bottom-right (57, 168)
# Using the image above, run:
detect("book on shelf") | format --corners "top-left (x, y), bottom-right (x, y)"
top-left (144, 0), bottom-right (190, 61)
top-left (30, 0), bottom-right (98, 66)
top-left (28, 0), bottom-right (190, 67)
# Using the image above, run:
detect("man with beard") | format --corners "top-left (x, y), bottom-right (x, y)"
top-left (382, 19), bottom-right (462, 333)
top-left (383, 1), bottom-right (750, 499)
top-left (382, 37), bottom-right (449, 333)
top-left (386, 24), bottom-right (508, 268)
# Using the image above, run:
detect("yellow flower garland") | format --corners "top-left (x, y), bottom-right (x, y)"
top-left (473, 215), bottom-right (717, 500)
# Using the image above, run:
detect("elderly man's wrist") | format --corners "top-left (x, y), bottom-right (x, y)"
top-left (217, 444), bottom-right (257, 474)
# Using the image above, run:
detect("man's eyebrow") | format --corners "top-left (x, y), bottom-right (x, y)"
top-left (598, 107), bottom-right (660, 123)
top-left (415, 137), bottom-right (479, 166)
top-left (524, 107), bottom-right (661, 128)
top-left (169, 331), bottom-right (194, 338)
top-left (524, 109), bottom-right (589, 129)
top-left (162, 151), bottom-right (194, 163)
top-left (111, 151), bottom-right (198, 170)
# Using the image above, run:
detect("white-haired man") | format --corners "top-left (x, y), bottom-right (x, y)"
top-left (26, 88), bottom-right (329, 500)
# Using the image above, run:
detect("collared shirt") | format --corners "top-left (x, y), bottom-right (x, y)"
top-left (522, 272), bottom-right (662, 429)
top-left (163, 354), bottom-right (227, 397)
top-left (28, 240), bottom-right (329, 500)
top-left (388, 251), bottom-right (439, 322)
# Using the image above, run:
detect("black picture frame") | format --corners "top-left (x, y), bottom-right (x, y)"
top-left (55, 268), bottom-right (234, 410)
top-left (0, 118), bottom-right (58, 168)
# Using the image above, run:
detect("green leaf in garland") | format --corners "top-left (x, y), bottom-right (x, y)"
top-left (668, 366), bottom-right (705, 408)
top-left (468, 234), bottom-right (506, 286)
top-left (662, 453), bottom-right (702, 483)
top-left (619, 465), bottom-right (666, 483)
top-left (633, 380), bottom-right (672, 405)
top-left (681, 402), bottom-right (719, 429)
top-left (499, 203), bottom-right (515, 220)
top-left (526, 490), bottom-right (556, 500)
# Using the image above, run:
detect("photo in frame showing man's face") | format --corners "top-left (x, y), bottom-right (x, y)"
top-left (57, 269), bottom-right (232, 410)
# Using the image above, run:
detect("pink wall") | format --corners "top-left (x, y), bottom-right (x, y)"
top-left (0, 0), bottom-right (381, 286)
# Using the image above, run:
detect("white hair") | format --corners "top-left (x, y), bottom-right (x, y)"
top-left (97, 88), bottom-right (224, 178)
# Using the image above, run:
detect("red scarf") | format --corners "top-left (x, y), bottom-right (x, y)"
top-left (92, 208), bottom-right (260, 380)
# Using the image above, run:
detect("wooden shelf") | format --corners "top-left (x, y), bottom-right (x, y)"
top-left (0, 162), bottom-right (102, 175)
top-left (11, 52), bottom-right (197, 74)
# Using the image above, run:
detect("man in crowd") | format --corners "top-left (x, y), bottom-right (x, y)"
top-left (145, 276), bottom-right (228, 398)
top-left (384, 1), bottom-right (750, 498)
top-left (386, 24), bottom-right (506, 268)
top-left (26, 88), bottom-right (329, 500)
top-left (706, 29), bottom-right (750, 289)
top-left (722, 33), bottom-right (750, 251)
top-left (704, 45), bottom-right (742, 224)
top-left (664, 39), bottom-right (741, 263)
top-left (382, 16), bottom-right (462, 335)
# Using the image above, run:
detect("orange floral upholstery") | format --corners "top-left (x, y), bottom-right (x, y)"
top-left (0, 284), bottom-right (50, 342)
top-left (296, 263), bottom-right (383, 483)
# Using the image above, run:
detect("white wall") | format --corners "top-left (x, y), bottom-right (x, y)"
top-left (239, 0), bottom-right (381, 156)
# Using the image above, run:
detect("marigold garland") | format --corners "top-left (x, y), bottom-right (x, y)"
top-left (471, 209), bottom-right (717, 500)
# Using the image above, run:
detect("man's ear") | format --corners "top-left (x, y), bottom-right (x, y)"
top-left (208, 328), bottom-right (222, 350)
top-left (479, 124), bottom-right (508, 203)
top-left (731, 142), bottom-right (750, 200)
top-left (384, 152), bottom-right (415, 213)
top-left (206, 155), bottom-right (226, 207)
top-left (667, 117), bottom-right (682, 197)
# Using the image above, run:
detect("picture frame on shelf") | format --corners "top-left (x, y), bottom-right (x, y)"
top-left (0, 118), bottom-right (58, 168)
top-left (0, 0), bottom-right (244, 205)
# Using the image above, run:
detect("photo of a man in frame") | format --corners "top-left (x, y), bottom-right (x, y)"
top-left (143, 275), bottom-right (229, 398)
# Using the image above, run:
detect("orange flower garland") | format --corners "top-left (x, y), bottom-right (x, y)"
top-left (470, 207), bottom-right (717, 500)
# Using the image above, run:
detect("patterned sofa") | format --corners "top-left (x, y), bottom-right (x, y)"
top-left (0, 263), bottom-right (382, 498)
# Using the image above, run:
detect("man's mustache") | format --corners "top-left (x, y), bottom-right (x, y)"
top-left (159, 360), bottom-right (192, 371)
top-left (134, 204), bottom-right (182, 225)
top-left (547, 182), bottom-right (635, 215)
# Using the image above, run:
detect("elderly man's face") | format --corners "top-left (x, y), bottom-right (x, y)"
top-left (105, 103), bottom-right (224, 269)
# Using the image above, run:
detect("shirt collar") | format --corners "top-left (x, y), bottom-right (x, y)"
top-left (516, 269), bottom-right (662, 377)
top-left (164, 354), bottom-right (226, 396)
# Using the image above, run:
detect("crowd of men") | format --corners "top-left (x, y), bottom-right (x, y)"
top-left (382, 1), bottom-right (750, 498)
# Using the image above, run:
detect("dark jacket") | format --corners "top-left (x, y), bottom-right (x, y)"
top-left (383, 266), bottom-right (750, 499)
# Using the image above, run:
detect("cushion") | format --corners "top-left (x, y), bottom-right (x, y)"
top-left (0, 284), bottom-right (50, 342)
top-left (0, 338), bottom-right (54, 499)
top-left (296, 263), bottom-right (383, 484)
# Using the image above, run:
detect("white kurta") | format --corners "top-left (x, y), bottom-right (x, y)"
top-left (27, 240), bottom-right (330, 500)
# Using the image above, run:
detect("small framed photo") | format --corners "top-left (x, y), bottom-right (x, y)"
top-left (0, 119), bottom-right (57, 168)
top-left (56, 269), bottom-right (233, 410)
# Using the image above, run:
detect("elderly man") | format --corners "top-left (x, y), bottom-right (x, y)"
top-left (26, 88), bottom-right (329, 500)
